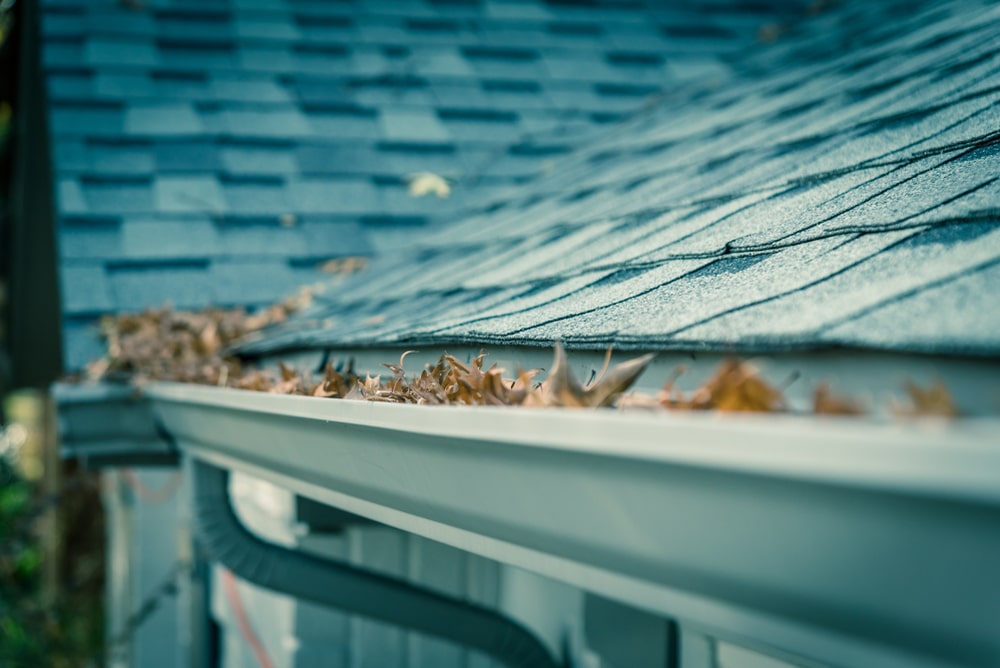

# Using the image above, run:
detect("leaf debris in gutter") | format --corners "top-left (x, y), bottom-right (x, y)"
top-left (75, 304), bottom-right (962, 417)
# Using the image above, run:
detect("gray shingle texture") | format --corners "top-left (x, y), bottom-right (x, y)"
top-left (44, 0), bottom-right (780, 369)
top-left (42, 0), bottom-right (998, 368)
top-left (233, 0), bottom-right (1000, 359)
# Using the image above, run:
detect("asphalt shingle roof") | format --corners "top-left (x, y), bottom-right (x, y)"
top-left (43, 0), bottom-right (802, 369)
top-left (234, 0), bottom-right (1000, 359)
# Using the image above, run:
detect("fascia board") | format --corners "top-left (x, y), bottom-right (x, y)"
top-left (147, 382), bottom-right (1000, 668)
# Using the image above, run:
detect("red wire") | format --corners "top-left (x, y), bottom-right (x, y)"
top-left (119, 469), bottom-right (183, 504)
top-left (220, 568), bottom-right (277, 668)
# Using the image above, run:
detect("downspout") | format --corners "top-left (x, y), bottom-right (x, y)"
top-left (190, 459), bottom-right (563, 668)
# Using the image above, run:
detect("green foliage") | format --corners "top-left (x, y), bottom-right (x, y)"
top-left (0, 452), bottom-right (104, 667)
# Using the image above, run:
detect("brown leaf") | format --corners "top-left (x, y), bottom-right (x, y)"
top-left (656, 366), bottom-right (687, 408)
top-left (319, 257), bottom-right (368, 276)
top-left (278, 362), bottom-right (298, 382)
top-left (813, 384), bottom-right (865, 416)
top-left (530, 343), bottom-right (653, 408)
top-left (899, 380), bottom-right (960, 418)
top-left (676, 359), bottom-right (785, 413)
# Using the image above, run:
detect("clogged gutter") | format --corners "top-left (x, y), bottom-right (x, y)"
top-left (76, 300), bottom-right (960, 418)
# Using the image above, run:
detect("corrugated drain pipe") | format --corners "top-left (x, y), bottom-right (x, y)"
top-left (191, 459), bottom-right (563, 668)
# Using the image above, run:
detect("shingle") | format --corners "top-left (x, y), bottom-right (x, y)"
top-left (214, 221), bottom-right (307, 257)
top-left (423, 0), bottom-right (484, 18)
top-left (429, 82), bottom-right (492, 110)
top-left (346, 49), bottom-right (395, 77)
top-left (42, 14), bottom-right (85, 38)
top-left (483, 1), bottom-right (552, 21)
top-left (220, 108), bottom-right (311, 137)
top-left (212, 76), bottom-right (291, 103)
top-left (125, 104), bottom-right (205, 136)
top-left (234, 17), bottom-right (300, 40)
top-left (378, 108), bottom-right (451, 143)
top-left (375, 183), bottom-right (452, 218)
top-left (88, 140), bottom-right (155, 174)
top-left (541, 53), bottom-right (621, 83)
top-left (210, 259), bottom-right (302, 306)
top-left (85, 9), bottom-right (156, 36)
top-left (286, 177), bottom-right (381, 215)
top-left (159, 41), bottom-right (237, 69)
top-left (288, 78), bottom-right (356, 108)
top-left (50, 102), bottom-right (124, 137)
top-left (61, 263), bottom-right (114, 313)
top-left (107, 260), bottom-right (213, 311)
top-left (428, 270), bottom-right (606, 337)
top-left (53, 139), bottom-right (90, 172)
top-left (298, 220), bottom-right (373, 258)
top-left (778, 151), bottom-right (998, 244)
top-left (85, 37), bottom-right (160, 67)
top-left (221, 178), bottom-right (292, 216)
top-left (412, 48), bottom-right (475, 77)
top-left (349, 83), bottom-right (436, 108)
top-left (47, 73), bottom-right (93, 100)
top-left (120, 217), bottom-right (219, 260)
top-left (480, 85), bottom-right (551, 112)
top-left (59, 218), bottom-right (123, 260)
top-left (823, 260), bottom-right (1000, 354)
top-left (678, 225), bottom-right (1000, 347)
top-left (42, 38), bottom-right (84, 68)
top-left (150, 71), bottom-right (211, 100)
top-left (155, 141), bottom-right (221, 172)
top-left (81, 177), bottom-right (154, 214)
top-left (292, 46), bottom-right (357, 76)
top-left (663, 56), bottom-right (731, 83)
top-left (370, 142), bottom-right (461, 177)
top-left (153, 176), bottom-right (225, 213)
top-left (437, 114), bottom-right (521, 143)
top-left (221, 142), bottom-right (297, 176)
top-left (155, 8), bottom-right (233, 40)
top-left (238, 46), bottom-right (297, 72)
top-left (307, 111), bottom-right (382, 140)
top-left (57, 179), bottom-right (88, 215)
top-left (94, 73), bottom-right (156, 99)
top-left (296, 144), bottom-right (379, 175)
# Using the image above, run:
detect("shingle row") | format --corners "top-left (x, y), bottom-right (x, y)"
top-left (239, 0), bottom-right (1000, 358)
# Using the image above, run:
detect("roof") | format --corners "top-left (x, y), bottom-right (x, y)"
top-left (236, 0), bottom-right (1000, 359)
top-left (40, 0), bottom-right (809, 371)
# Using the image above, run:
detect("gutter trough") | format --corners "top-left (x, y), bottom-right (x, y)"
top-left (147, 381), bottom-right (1000, 668)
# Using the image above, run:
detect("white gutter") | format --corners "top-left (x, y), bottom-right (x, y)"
top-left (147, 381), bottom-right (1000, 668)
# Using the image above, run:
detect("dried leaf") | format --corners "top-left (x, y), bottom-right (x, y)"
top-left (85, 296), bottom-right (312, 388)
top-left (529, 343), bottom-right (654, 408)
top-left (83, 293), bottom-right (962, 421)
top-left (813, 384), bottom-right (865, 416)
top-left (673, 359), bottom-right (785, 413)
top-left (319, 256), bottom-right (368, 276)
top-left (279, 362), bottom-right (297, 382)
top-left (898, 380), bottom-right (959, 418)
top-left (405, 172), bottom-right (451, 199)
top-left (656, 366), bottom-right (687, 408)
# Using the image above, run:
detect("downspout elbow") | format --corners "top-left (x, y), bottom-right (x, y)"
top-left (191, 459), bottom-right (563, 668)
